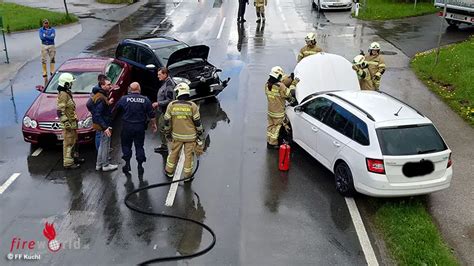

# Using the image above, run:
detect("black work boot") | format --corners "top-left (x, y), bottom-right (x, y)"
top-left (122, 160), bottom-right (131, 173)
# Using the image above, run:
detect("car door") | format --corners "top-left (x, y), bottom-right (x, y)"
top-left (105, 60), bottom-right (130, 104)
top-left (137, 47), bottom-right (160, 101)
top-left (292, 97), bottom-right (332, 159)
top-left (317, 103), bottom-right (354, 169)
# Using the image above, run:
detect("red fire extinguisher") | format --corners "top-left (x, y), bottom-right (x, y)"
top-left (279, 143), bottom-right (291, 171)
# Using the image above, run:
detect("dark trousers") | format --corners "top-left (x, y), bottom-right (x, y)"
top-left (238, 1), bottom-right (246, 20)
top-left (121, 122), bottom-right (146, 163)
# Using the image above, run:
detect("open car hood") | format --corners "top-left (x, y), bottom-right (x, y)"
top-left (167, 45), bottom-right (210, 67)
top-left (293, 53), bottom-right (360, 103)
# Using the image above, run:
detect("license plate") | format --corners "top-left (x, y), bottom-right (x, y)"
top-left (57, 134), bottom-right (64, 140)
top-left (448, 13), bottom-right (467, 21)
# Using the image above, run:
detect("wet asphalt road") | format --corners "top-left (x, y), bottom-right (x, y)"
top-left (1, 0), bottom-right (473, 265)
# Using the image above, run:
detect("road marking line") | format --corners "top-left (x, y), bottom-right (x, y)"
top-left (216, 17), bottom-right (226, 40)
top-left (0, 173), bottom-right (21, 194)
top-left (345, 197), bottom-right (379, 266)
top-left (31, 147), bottom-right (43, 157)
top-left (165, 148), bottom-right (185, 207)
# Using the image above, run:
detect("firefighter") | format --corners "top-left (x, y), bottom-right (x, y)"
top-left (365, 42), bottom-right (386, 90)
top-left (164, 83), bottom-right (203, 181)
top-left (297, 33), bottom-right (323, 63)
top-left (254, 0), bottom-right (267, 23)
top-left (115, 82), bottom-right (157, 174)
top-left (352, 55), bottom-right (375, 91)
top-left (56, 73), bottom-right (84, 169)
top-left (265, 66), bottom-right (298, 149)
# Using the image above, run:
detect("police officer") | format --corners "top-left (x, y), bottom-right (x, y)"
top-left (352, 55), bottom-right (375, 91)
top-left (265, 66), bottom-right (298, 149)
top-left (297, 33), bottom-right (323, 63)
top-left (164, 83), bottom-right (203, 181)
top-left (365, 42), bottom-right (386, 90)
top-left (152, 67), bottom-right (176, 153)
top-left (115, 82), bottom-right (157, 174)
top-left (56, 73), bottom-right (84, 169)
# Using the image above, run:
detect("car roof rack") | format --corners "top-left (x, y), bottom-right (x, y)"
top-left (326, 93), bottom-right (375, 121)
top-left (376, 91), bottom-right (425, 117)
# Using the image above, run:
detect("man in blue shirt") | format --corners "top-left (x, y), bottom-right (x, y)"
top-left (39, 19), bottom-right (56, 85)
top-left (115, 82), bottom-right (157, 174)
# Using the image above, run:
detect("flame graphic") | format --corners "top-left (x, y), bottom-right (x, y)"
top-left (43, 222), bottom-right (57, 241)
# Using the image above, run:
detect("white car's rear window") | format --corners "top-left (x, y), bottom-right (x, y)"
top-left (376, 124), bottom-right (447, 156)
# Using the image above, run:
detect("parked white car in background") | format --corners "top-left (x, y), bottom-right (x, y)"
top-left (286, 53), bottom-right (453, 197)
top-left (313, 0), bottom-right (353, 11)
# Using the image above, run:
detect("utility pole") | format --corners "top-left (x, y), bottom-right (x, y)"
top-left (63, 0), bottom-right (69, 17)
top-left (434, 0), bottom-right (448, 67)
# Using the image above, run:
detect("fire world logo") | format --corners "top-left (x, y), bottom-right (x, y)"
top-left (43, 222), bottom-right (62, 252)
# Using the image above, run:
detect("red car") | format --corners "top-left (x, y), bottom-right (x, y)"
top-left (22, 57), bottom-right (131, 145)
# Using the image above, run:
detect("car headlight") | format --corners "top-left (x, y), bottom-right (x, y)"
top-left (30, 119), bottom-right (37, 129)
top-left (172, 77), bottom-right (191, 85)
top-left (79, 117), bottom-right (93, 129)
top-left (23, 116), bottom-right (38, 128)
top-left (23, 116), bottom-right (31, 127)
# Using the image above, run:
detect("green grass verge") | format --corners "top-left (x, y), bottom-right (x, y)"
top-left (0, 3), bottom-right (78, 33)
top-left (355, 0), bottom-right (438, 20)
top-left (411, 37), bottom-right (474, 126)
top-left (372, 197), bottom-right (458, 265)
top-left (97, 0), bottom-right (135, 4)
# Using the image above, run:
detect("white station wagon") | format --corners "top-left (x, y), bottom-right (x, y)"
top-left (286, 53), bottom-right (453, 197)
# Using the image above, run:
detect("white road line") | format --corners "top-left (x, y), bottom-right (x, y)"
top-left (0, 173), bottom-right (21, 194)
top-left (31, 147), bottom-right (43, 157)
top-left (345, 197), bottom-right (379, 266)
top-left (216, 17), bottom-right (226, 40)
top-left (165, 148), bottom-right (185, 207)
top-left (151, 17), bottom-right (168, 34)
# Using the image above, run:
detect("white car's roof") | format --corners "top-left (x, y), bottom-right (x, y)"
top-left (328, 90), bottom-right (431, 124)
top-left (294, 53), bottom-right (360, 103)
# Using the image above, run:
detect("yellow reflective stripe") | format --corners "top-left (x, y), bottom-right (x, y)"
top-left (166, 160), bottom-right (175, 168)
top-left (184, 167), bottom-right (193, 173)
top-left (366, 61), bottom-right (379, 65)
top-left (164, 113), bottom-right (171, 119)
top-left (378, 64), bottom-right (386, 68)
top-left (268, 111), bottom-right (285, 118)
top-left (302, 50), bottom-right (317, 56)
top-left (172, 132), bottom-right (196, 140)
top-left (193, 113), bottom-right (200, 120)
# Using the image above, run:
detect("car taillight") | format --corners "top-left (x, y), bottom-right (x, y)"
top-left (366, 158), bottom-right (385, 174)
top-left (447, 153), bottom-right (452, 168)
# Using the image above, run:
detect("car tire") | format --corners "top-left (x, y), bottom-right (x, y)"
top-left (334, 161), bottom-right (356, 197)
top-left (446, 19), bottom-right (459, 28)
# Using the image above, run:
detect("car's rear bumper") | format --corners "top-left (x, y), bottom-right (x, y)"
top-left (22, 128), bottom-right (95, 145)
top-left (355, 167), bottom-right (453, 197)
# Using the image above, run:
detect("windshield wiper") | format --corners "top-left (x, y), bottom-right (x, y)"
top-left (417, 149), bottom-right (437, 154)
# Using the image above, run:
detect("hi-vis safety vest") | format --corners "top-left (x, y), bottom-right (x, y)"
top-left (265, 82), bottom-right (292, 118)
top-left (164, 100), bottom-right (203, 142)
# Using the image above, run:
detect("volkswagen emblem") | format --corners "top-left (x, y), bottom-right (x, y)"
top-left (51, 122), bottom-right (60, 130)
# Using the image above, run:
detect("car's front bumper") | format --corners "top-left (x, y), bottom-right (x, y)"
top-left (22, 127), bottom-right (95, 145)
top-left (355, 167), bottom-right (453, 197)
top-left (319, 2), bottom-right (352, 10)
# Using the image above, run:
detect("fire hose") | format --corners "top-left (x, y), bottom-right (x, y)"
top-left (124, 159), bottom-right (216, 265)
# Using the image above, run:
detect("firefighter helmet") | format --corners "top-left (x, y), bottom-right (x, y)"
top-left (353, 55), bottom-right (366, 66)
top-left (305, 32), bottom-right (317, 44)
top-left (58, 73), bottom-right (75, 87)
top-left (269, 66), bottom-right (284, 80)
top-left (175, 82), bottom-right (190, 97)
top-left (369, 42), bottom-right (381, 50)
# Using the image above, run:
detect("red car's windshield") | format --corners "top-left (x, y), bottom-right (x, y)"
top-left (44, 71), bottom-right (101, 94)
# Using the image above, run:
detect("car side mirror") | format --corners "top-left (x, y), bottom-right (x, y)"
top-left (295, 106), bottom-right (303, 113)
top-left (146, 64), bottom-right (156, 70)
top-left (36, 85), bottom-right (45, 92)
